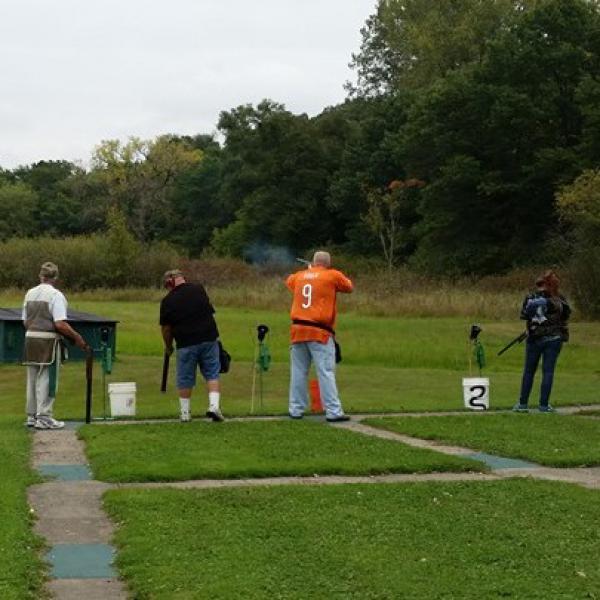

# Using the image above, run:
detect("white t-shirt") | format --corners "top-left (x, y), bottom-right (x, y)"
top-left (22, 283), bottom-right (68, 322)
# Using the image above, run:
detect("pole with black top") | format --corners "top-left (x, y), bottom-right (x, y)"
top-left (85, 347), bottom-right (93, 424)
top-left (251, 324), bottom-right (271, 413)
top-left (99, 326), bottom-right (112, 419)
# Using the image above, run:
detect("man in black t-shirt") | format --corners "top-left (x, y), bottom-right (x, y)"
top-left (160, 269), bottom-right (224, 422)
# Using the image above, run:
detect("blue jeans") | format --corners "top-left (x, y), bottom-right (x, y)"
top-left (289, 338), bottom-right (345, 419)
top-left (518, 337), bottom-right (562, 407)
top-left (176, 341), bottom-right (220, 389)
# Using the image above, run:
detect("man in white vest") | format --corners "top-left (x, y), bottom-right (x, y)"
top-left (22, 262), bottom-right (89, 429)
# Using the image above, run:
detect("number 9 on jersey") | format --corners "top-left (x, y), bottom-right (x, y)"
top-left (302, 284), bottom-right (312, 308)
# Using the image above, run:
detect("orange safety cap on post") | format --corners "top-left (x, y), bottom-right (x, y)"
top-left (309, 378), bottom-right (323, 413)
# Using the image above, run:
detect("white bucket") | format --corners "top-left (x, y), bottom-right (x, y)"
top-left (462, 377), bottom-right (490, 411)
top-left (108, 382), bottom-right (137, 416)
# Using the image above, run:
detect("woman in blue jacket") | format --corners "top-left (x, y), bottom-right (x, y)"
top-left (513, 271), bottom-right (571, 413)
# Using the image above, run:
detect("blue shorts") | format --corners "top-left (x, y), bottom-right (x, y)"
top-left (176, 341), bottom-right (220, 389)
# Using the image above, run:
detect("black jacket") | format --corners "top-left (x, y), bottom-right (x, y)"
top-left (520, 291), bottom-right (571, 341)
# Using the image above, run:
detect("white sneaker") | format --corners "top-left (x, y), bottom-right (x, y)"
top-left (34, 417), bottom-right (65, 430)
top-left (25, 416), bottom-right (36, 427)
top-left (180, 411), bottom-right (191, 423)
top-left (206, 409), bottom-right (225, 422)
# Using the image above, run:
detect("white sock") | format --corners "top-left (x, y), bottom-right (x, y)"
top-left (208, 392), bottom-right (220, 411)
top-left (179, 398), bottom-right (190, 414)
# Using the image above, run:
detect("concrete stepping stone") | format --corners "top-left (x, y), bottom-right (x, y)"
top-left (47, 543), bottom-right (116, 579)
top-left (37, 464), bottom-right (92, 481)
top-left (465, 452), bottom-right (538, 470)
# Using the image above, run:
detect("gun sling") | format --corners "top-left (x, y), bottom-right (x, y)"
top-left (292, 319), bottom-right (341, 363)
top-left (292, 319), bottom-right (336, 335)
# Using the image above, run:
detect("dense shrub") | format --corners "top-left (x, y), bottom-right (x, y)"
top-left (0, 235), bottom-right (179, 290)
top-left (179, 257), bottom-right (259, 287)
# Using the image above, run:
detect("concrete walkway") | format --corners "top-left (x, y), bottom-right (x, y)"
top-left (28, 407), bottom-right (600, 598)
top-left (92, 408), bottom-right (600, 492)
top-left (28, 428), bottom-right (127, 600)
top-left (97, 403), bottom-right (600, 425)
top-left (338, 421), bottom-right (600, 490)
top-left (91, 406), bottom-right (600, 490)
top-left (118, 471), bottom-right (500, 490)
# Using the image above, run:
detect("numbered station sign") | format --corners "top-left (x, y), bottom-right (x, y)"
top-left (462, 377), bottom-right (490, 411)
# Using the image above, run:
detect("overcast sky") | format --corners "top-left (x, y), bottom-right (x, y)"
top-left (0, 0), bottom-right (375, 169)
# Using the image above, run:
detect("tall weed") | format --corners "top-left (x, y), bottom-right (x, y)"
top-left (0, 244), bottom-right (578, 320)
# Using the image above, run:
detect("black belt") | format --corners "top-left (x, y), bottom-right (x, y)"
top-left (292, 319), bottom-right (335, 336)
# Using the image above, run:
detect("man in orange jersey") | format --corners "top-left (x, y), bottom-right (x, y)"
top-left (286, 251), bottom-right (353, 422)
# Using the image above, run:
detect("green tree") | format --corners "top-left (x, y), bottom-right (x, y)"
top-left (576, 76), bottom-right (600, 165)
top-left (0, 168), bottom-right (15, 185)
top-left (0, 182), bottom-right (39, 240)
top-left (13, 160), bottom-right (85, 236)
top-left (212, 101), bottom-right (337, 257)
top-left (395, 0), bottom-right (600, 274)
top-left (348, 0), bottom-right (528, 96)
top-left (92, 136), bottom-right (203, 242)
top-left (556, 169), bottom-right (600, 316)
top-left (96, 207), bottom-right (141, 287)
top-left (169, 147), bottom-right (231, 254)
top-left (364, 179), bottom-right (424, 271)
top-left (324, 96), bottom-right (410, 254)
top-left (63, 168), bottom-right (111, 234)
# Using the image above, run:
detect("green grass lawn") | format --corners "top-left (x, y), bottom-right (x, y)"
top-left (2, 291), bottom-right (600, 371)
top-left (364, 414), bottom-right (600, 467)
top-left (0, 418), bottom-right (45, 599)
top-left (1, 296), bottom-right (599, 421)
top-left (1, 355), bottom-right (599, 422)
top-left (2, 292), bottom-right (600, 598)
top-left (79, 420), bottom-right (484, 482)
top-left (49, 301), bottom-right (600, 372)
top-left (104, 480), bottom-right (600, 599)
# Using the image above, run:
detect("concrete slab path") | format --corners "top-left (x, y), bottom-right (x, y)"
top-left (28, 429), bottom-right (127, 599)
top-left (96, 403), bottom-right (600, 426)
top-left (118, 471), bottom-right (500, 490)
top-left (338, 420), bottom-right (600, 490)
top-left (28, 406), bottom-right (600, 598)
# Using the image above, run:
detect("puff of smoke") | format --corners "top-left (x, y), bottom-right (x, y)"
top-left (243, 242), bottom-right (296, 267)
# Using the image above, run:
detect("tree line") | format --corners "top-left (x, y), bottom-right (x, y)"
top-left (1, 0), bottom-right (600, 284)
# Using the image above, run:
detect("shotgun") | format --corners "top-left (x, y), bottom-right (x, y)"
top-left (497, 331), bottom-right (528, 356)
top-left (160, 351), bottom-right (170, 392)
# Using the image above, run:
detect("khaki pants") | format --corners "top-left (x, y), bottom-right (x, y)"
top-left (26, 360), bottom-right (59, 418)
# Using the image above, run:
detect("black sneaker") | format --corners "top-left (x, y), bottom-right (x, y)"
top-left (326, 415), bottom-right (351, 423)
top-left (206, 409), bottom-right (225, 422)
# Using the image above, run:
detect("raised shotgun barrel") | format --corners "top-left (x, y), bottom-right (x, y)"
top-left (497, 331), bottom-right (528, 356)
